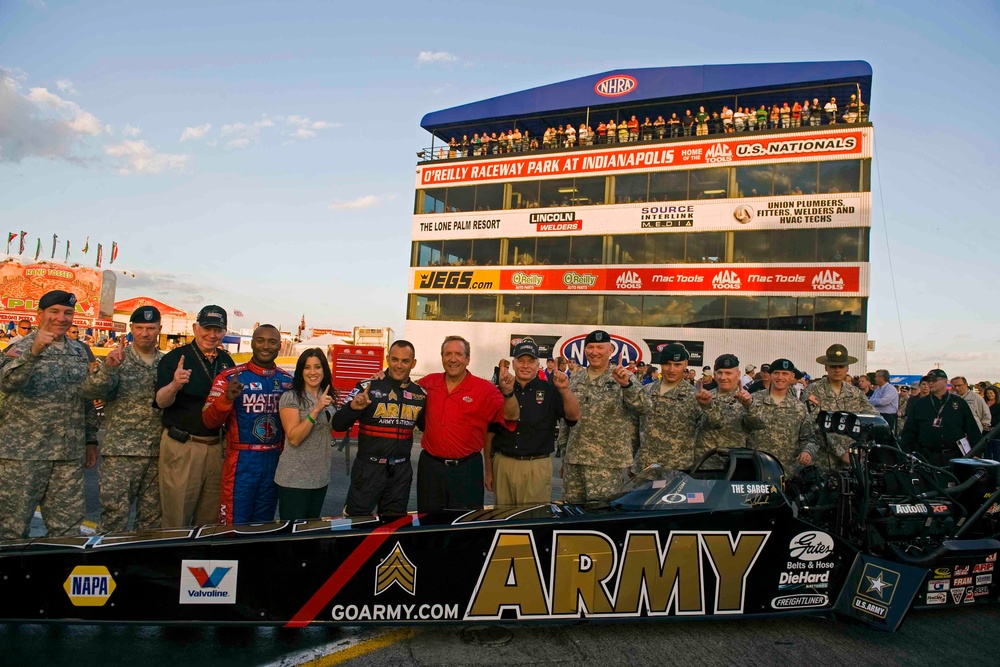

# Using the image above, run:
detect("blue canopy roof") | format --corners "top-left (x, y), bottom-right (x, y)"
top-left (421, 61), bottom-right (872, 142)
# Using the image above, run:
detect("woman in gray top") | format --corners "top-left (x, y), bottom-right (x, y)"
top-left (276, 348), bottom-right (338, 519)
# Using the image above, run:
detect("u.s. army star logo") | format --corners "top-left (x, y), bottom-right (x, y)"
top-left (375, 542), bottom-right (416, 596)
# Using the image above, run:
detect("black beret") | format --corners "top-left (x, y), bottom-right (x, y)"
top-left (38, 290), bottom-right (76, 310)
top-left (130, 305), bottom-right (161, 323)
top-left (584, 330), bottom-right (611, 346)
top-left (657, 343), bottom-right (689, 364)
top-left (770, 358), bottom-right (797, 373)
top-left (714, 353), bottom-right (739, 371)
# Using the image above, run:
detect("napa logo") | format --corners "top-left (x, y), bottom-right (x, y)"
top-left (64, 565), bottom-right (116, 607)
top-left (712, 270), bottom-right (741, 290)
top-left (705, 143), bottom-right (733, 163)
top-left (812, 270), bottom-right (844, 291)
top-left (559, 333), bottom-right (643, 366)
top-left (180, 559), bottom-right (239, 604)
top-left (594, 74), bottom-right (637, 98)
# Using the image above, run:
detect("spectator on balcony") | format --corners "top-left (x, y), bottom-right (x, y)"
top-left (811, 98), bottom-right (822, 126)
top-left (800, 100), bottom-right (812, 127)
top-left (606, 119), bottom-right (616, 144)
top-left (448, 137), bottom-right (457, 158)
top-left (756, 105), bottom-right (768, 131)
top-left (654, 115), bottom-right (666, 139)
top-left (721, 106), bottom-right (734, 133)
top-left (470, 133), bottom-right (481, 156)
top-left (843, 94), bottom-right (864, 123)
top-left (641, 117), bottom-right (654, 141)
top-left (745, 107), bottom-right (756, 132)
top-left (542, 127), bottom-right (554, 149)
top-left (596, 121), bottom-right (607, 144)
top-left (711, 111), bottom-right (723, 135)
top-left (733, 107), bottom-right (747, 132)
top-left (780, 103), bottom-right (791, 128)
top-left (791, 101), bottom-right (802, 127)
top-left (565, 124), bottom-right (576, 147)
top-left (460, 135), bottom-right (469, 156)
top-left (668, 113), bottom-right (681, 137)
top-left (825, 97), bottom-right (838, 124)
top-left (683, 110), bottom-right (696, 137)
top-left (555, 125), bottom-right (566, 148)
top-left (512, 128), bottom-right (523, 152)
top-left (769, 104), bottom-right (780, 129)
top-left (522, 129), bottom-right (531, 151)
top-left (695, 106), bottom-right (709, 136)
top-left (579, 124), bottom-right (591, 146)
top-left (618, 120), bottom-right (629, 143)
top-left (628, 115), bottom-right (640, 142)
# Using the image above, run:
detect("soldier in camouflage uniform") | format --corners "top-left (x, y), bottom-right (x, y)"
top-left (81, 306), bottom-right (165, 532)
top-left (803, 343), bottom-right (875, 466)
top-left (0, 291), bottom-right (99, 540)
top-left (746, 359), bottom-right (818, 470)
top-left (636, 343), bottom-right (703, 471)
top-left (695, 354), bottom-right (761, 453)
top-left (564, 330), bottom-right (650, 502)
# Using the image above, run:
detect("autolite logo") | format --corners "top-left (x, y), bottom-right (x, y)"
top-left (180, 560), bottom-right (239, 604)
top-left (615, 270), bottom-right (642, 289)
top-left (712, 270), bottom-right (741, 290)
top-left (705, 143), bottom-right (733, 163)
top-left (594, 75), bottom-right (637, 97)
top-left (811, 270), bottom-right (844, 291)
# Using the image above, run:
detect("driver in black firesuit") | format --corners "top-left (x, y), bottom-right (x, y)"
top-left (332, 340), bottom-right (425, 516)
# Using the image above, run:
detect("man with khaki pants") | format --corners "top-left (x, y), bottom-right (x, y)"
top-left (153, 305), bottom-right (234, 527)
top-left (484, 340), bottom-right (580, 505)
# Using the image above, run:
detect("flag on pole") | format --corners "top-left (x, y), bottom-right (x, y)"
top-left (110, 242), bottom-right (119, 264)
top-left (34, 238), bottom-right (41, 261)
top-left (65, 240), bottom-right (70, 262)
top-left (233, 309), bottom-right (245, 317)
top-left (6, 232), bottom-right (15, 254)
top-left (51, 234), bottom-right (58, 259)
top-left (19, 231), bottom-right (26, 255)
top-left (96, 243), bottom-right (103, 267)
top-left (82, 236), bottom-right (90, 254)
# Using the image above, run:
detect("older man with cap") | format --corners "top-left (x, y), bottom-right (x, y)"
top-left (484, 339), bottom-right (580, 505)
top-left (803, 343), bottom-right (875, 466)
top-left (154, 305), bottom-right (235, 527)
top-left (81, 305), bottom-right (165, 532)
top-left (746, 364), bottom-right (771, 394)
top-left (900, 369), bottom-right (980, 468)
top-left (564, 330), bottom-right (650, 503)
top-left (635, 343), bottom-right (703, 471)
top-left (746, 359), bottom-right (818, 470)
top-left (695, 353), bottom-right (759, 453)
top-left (0, 290), bottom-right (99, 539)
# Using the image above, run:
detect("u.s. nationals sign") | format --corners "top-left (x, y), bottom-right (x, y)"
top-left (418, 129), bottom-right (868, 186)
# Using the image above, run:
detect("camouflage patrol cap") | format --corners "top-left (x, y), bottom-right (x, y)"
top-left (657, 343), bottom-right (689, 364)
top-left (584, 330), bottom-right (611, 346)
top-left (38, 290), bottom-right (76, 310)
top-left (714, 353), bottom-right (739, 371)
top-left (770, 358), bottom-right (797, 373)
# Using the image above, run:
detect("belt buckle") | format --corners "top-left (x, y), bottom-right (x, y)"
top-left (445, 459), bottom-right (459, 467)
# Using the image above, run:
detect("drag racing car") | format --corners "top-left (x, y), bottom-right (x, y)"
top-left (0, 411), bottom-right (997, 631)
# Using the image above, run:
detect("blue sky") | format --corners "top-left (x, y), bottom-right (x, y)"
top-left (1, 0), bottom-right (997, 378)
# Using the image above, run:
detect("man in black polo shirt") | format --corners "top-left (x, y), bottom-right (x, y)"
top-left (153, 305), bottom-right (235, 527)
top-left (900, 368), bottom-right (980, 468)
top-left (485, 340), bottom-right (581, 505)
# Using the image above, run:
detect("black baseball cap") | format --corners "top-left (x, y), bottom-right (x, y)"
top-left (584, 330), bottom-right (611, 346)
top-left (512, 340), bottom-right (539, 359)
top-left (197, 305), bottom-right (227, 329)
top-left (130, 305), bottom-right (161, 323)
top-left (714, 354), bottom-right (739, 371)
top-left (760, 364), bottom-right (772, 373)
top-left (39, 290), bottom-right (76, 310)
top-left (926, 369), bottom-right (948, 381)
top-left (658, 343), bottom-right (689, 364)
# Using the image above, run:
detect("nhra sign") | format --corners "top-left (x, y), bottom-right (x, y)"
top-left (559, 332), bottom-right (644, 366)
top-left (594, 74), bottom-right (637, 97)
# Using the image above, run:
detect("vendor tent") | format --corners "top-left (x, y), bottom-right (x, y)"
top-left (293, 333), bottom-right (348, 355)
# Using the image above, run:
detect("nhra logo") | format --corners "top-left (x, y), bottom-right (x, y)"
top-left (180, 560), bottom-right (239, 604)
top-left (560, 333), bottom-right (643, 366)
top-left (594, 75), bottom-right (637, 97)
top-left (614, 270), bottom-right (642, 290)
top-left (711, 270), bottom-right (741, 290)
top-left (812, 270), bottom-right (844, 291)
top-left (64, 565), bottom-right (116, 607)
top-left (705, 143), bottom-right (733, 163)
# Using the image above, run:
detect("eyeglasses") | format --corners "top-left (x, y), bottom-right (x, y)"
top-left (952, 383), bottom-right (967, 389)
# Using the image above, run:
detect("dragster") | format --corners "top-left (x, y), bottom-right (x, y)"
top-left (0, 411), bottom-right (997, 631)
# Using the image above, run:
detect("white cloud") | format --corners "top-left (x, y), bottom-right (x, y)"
top-left (179, 123), bottom-right (211, 142)
top-left (220, 117), bottom-right (274, 149)
top-left (417, 51), bottom-right (458, 66)
top-left (277, 115), bottom-right (339, 140)
top-left (54, 78), bottom-right (76, 95)
top-left (25, 86), bottom-right (103, 136)
top-left (329, 194), bottom-right (383, 210)
top-left (122, 124), bottom-right (141, 137)
top-left (104, 139), bottom-right (189, 175)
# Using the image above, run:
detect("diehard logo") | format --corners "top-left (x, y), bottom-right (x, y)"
top-left (180, 559), bottom-right (239, 604)
top-left (811, 270), bottom-right (844, 291)
top-left (614, 270), bottom-right (642, 290)
top-left (64, 565), bottom-right (116, 607)
top-left (594, 75), bottom-right (637, 98)
top-left (375, 542), bottom-right (417, 596)
top-left (712, 270), bottom-right (741, 290)
top-left (560, 333), bottom-right (643, 366)
top-left (705, 143), bottom-right (733, 163)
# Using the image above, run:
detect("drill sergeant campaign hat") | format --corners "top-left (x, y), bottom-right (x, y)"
top-left (584, 329), bottom-right (611, 346)
top-left (511, 339), bottom-right (539, 359)
top-left (815, 343), bottom-right (858, 366)
top-left (130, 305), bottom-right (161, 323)
top-left (196, 305), bottom-right (228, 330)
top-left (657, 343), bottom-right (690, 364)
top-left (714, 354), bottom-right (740, 371)
top-left (38, 290), bottom-right (76, 310)
top-left (770, 358), bottom-right (797, 373)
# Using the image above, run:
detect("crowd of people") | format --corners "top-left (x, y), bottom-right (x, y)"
top-left (0, 290), bottom-right (994, 540)
top-left (440, 94), bottom-right (868, 158)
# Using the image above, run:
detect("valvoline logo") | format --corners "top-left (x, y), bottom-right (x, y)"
top-left (180, 559), bottom-right (239, 604)
top-left (559, 333), bottom-right (643, 366)
top-left (594, 75), bottom-right (637, 97)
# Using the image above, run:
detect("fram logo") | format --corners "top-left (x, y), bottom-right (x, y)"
top-left (614, 270), bottom-right (642, 290)
top-left (594, 75), bottom-right (637, 97)
top-left (705, 143), bottom-right (733, 163)
top-left (559, 333), bottom-right (643, 366)
top-left (712, 270), bottom-right (741, 290)
top-left (180, 560), bottom-right (239, 604)
top-left (812, 270), bottom-right (844, 291)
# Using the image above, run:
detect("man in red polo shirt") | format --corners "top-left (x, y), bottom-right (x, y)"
top-left (417, 335), bottom-right (518, 512)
